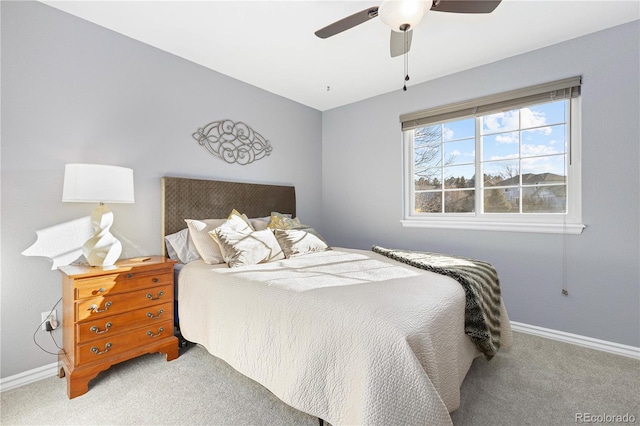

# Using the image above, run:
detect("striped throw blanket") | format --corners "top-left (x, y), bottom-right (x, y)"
top-left (372, 245), bottom-right (502, 359)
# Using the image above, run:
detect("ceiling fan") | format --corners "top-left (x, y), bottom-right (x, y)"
top-left (315, 0), bottom-right (502, 57)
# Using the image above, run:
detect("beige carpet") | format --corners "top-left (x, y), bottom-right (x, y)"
top-left (1, 332), bottom-right (638, 425)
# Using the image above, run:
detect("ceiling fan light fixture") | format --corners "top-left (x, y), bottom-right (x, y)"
top-left (379, 0), bottom-right (428, 32)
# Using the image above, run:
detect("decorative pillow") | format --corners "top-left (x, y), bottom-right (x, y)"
top-left (267, 212), bottom-right (306, 230)
top-left (229, 209), bottom-right (254, 229)
top-left (164, 228), bottom-right (201, 264)
top-left (184, 218), bottom-right (228, 264)
top-left (214, 228), bottom-right (285, 268)
top-left (209, 211), bottom-right (255, 261)
top-left (273, 228), bottom-right (331, 258)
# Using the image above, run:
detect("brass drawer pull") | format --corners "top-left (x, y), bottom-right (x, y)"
top-left (146, 291), bottom-right (164, 300)
top-left (146, 309), bottom-right (164, 319)
top-left (88, 301), bottom-right (112, 313)
top-left (90, 322), bottom-right (113, 334)
top-left (90, 342), bottom-right (112, 355)
top-left (147, 327), bottom-right (164, 338)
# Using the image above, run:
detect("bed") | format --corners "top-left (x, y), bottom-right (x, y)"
top-left (161, 176), bottom-right (512, 425)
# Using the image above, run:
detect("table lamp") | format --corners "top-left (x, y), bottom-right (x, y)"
top-left (62, 163), bottom-right (134, 267)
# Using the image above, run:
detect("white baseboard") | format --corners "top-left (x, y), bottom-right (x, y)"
top-left (2, 323), bottom-right (638, 393)
top-left (510, 321), bottom-right (640, 360)
top-left (0, 361), bottom-right (59, 393)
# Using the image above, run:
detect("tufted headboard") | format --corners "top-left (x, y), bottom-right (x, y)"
top-left (161, 176), bottom-right (296, 255)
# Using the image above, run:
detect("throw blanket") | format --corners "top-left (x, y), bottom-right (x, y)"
top-left (372, 245), bottom-right (502, 359)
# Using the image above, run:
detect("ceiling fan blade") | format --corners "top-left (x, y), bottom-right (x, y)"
top-left (430, 0), bottom-right (502, 14)
top-left (315, 6), bottom-right (379, 39)
top-left (390, 29), bottom-right (413, 58)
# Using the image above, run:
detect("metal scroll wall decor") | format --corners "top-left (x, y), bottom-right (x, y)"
top-left (192, 119), bottom-right (272, 165)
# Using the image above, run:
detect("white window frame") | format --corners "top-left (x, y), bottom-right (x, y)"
top-left (401, 81), bottom-right (584, 235)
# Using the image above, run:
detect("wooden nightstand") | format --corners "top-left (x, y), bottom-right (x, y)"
top-left (58, 256), bottom-right (179, 398)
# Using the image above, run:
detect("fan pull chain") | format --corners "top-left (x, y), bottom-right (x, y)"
top-left (402, 25), bottom-right (410, 91)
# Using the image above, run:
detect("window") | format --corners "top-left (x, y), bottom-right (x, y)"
top-left (402, 77), bottom-right (584, 234)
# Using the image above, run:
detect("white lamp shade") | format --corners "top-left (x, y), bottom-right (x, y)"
top-left (62, 163), bottom-right (134, 266)
top-left (379, 0), bottom-right (428, 32)
top-left (62, 164), bottom-right (134, 204)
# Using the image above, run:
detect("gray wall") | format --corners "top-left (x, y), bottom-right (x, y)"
top-left (322, 21), bottom-right (640, 347)
top-left (1, 1), bottom-right (322, 378)
top-left (1, 1), bottom-right (638, 382)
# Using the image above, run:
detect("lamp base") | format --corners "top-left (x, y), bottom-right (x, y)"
top-left (83, 204), bottom-right (122, 267)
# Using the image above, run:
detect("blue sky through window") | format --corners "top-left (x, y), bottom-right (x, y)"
top-left (414, 100), bottom-right (569, 186)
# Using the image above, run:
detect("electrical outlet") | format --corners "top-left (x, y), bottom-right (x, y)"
top-left (41, 310), bottom-right (58, 331)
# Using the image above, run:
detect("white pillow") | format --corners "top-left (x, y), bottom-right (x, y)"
top-left (164, 228), bottom-right (201, 264)
top-left (273, 228), bottom-right (330, 258)
top-left (184, 218), bottom-right (228, 264)
top-left (165, 244), bottom-right (179, 262)
top-left (213, 228), bottom-right (285, 268)
top-left (209, 213), bottom-right (255, 261)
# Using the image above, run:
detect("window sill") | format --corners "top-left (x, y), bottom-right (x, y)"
top-left (400, 219), bottom-right (585, 234)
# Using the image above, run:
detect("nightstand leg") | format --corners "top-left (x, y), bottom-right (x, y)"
top-left (59, 352), bottom-right (100, 399)
top-left (162, 337), bottom-right (179, 361)
top-left (67, 374), bottom-right (91, 399)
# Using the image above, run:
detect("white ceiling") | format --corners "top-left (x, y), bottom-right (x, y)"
top-left (41, 1), bottom-right (639, 111)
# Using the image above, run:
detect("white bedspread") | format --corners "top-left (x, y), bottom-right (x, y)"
top-left (178, 248), bottom-right (511, 425)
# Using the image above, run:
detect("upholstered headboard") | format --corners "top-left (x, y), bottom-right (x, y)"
top-left (161, 176), bottom-right (296, 255)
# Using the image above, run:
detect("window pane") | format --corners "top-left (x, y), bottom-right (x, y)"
top-left (414, 143), bottom-right (442, 167)
top-left (521, 155), bottom-right (566, 180)
top-left (415, 168), bottom-right (442, 190)
top-left (415, 192), bottom-right (442, 213)
top-left (445, 190), bottom-right (475, 213)
top-left (482, 160), bottom-right (519, 187)
top-left (523, 101), bottom-right (567, 128)
top-left (443, 118), bottom-right (475, 141)
top-left (483, 188), bottom-right (518, 213)
top-left (414, 178), bottom-right (429, 191)
top-left (522, 185), bottom-right (566, 213)
top-left (414, 146), bottom-right (442, 176)
top-left (444, 138), bottom-right (475, 165)
top-left (414, 175), bottom-right (442, 191)
top-left (444, 164), bottom-right (475, 189)
top-left (415, 125), bottom-right (442, 148)
top-left (482, 109), bottom-right (519, 135)
top-left (482, 132), bottom-right (519, 161)
top-left (414, 126), bottom-right (442, 179)
top-left (522, 124), bottom-right (566, 157)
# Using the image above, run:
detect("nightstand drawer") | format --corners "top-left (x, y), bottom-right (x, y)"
top-left (76, 301), bottom-right (173, 344)
top-left (76, 319), bottom-right (174, 365)
top-left (74, 270), bottom-right (173, 299)
top-left (75, 284), bottom-right (173, 322)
